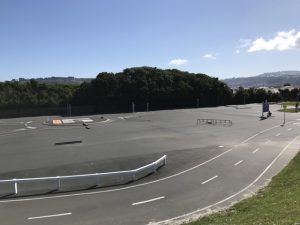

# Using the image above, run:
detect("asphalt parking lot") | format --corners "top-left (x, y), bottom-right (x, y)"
top-left (1, 103), bottom-right (300, 225)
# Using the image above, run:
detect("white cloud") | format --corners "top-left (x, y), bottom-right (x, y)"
top-left (169, 59), bottom-right (188, 66)
top-left (238, 39), bottom-right (252, 48)
top-left (203, 53), bottom-right (217, 60)
top-left (248, 29), bottom-right (300, 52)
top-left (234, 39), bottom-right (252, 54)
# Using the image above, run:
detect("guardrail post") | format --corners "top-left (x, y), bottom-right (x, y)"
top-left (57, 176), bottom-right (61, 190)
top-left (132, 172), bottom-right (137, 181)
top-left (13, 179), bottom-right (18, 195)
top-left (164, 156), bottom-right (167, 165)
top-left (153, 163), bottom-right (157, 173)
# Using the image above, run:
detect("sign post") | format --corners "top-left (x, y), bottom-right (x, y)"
top-left (262, 100), bottom-right (269, 118)
top-left (282, 104), bottom-right (287, 126)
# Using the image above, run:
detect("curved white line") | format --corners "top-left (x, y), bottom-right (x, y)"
top-left (0, 118), bottom-right (114, 136)
top-left (154, 134), bottom-right (300, 225)
top-left (0, 123), bottom-right (285, 203)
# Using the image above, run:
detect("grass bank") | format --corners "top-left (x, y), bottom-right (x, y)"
top-left (186, 152), bottom-right (300, 225)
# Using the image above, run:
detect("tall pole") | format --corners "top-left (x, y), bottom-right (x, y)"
top-left (146, 102), bottom-right (149, 112)
top-left (282, 105), bottom-right (287, 126)
top-left (132, 102), bottom-right (135, 113)
top-left (197, 98), bottom-right (199, 108)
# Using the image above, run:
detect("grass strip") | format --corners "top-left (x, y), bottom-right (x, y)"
top-left (278, 108), bottom-right (298, 113)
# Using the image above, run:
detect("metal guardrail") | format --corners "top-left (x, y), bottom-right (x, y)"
top-left (0, 155), bottom-right (167, 197)
top-left (197, 119), bottom-right (233, 126)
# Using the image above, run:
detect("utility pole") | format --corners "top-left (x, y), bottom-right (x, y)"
top-left (197, 98), bottom-right (199, 108)
top-left (132, 102), bottom-right (135, 113)
top-left (146, 102), bottom-right (149, 112)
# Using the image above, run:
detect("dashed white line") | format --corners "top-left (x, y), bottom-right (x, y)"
top-left (156, 134), bottom-right (300, 225)
top-left (234, 160), bottom-right (243, 166)
top-left (28, 212), bottom-right (72, 220)
top-left (202, 175), bottom-right (218, 185)
top-left (288, 128), bottom-right (292, 131)
top-left (132, 196), bottom-right (165, 206)
top-left (276, 133), bottom-right (281, 137)
top-left (218, 145), bottom-right (224, 148)
top-left (252, 148), bottom-right (260, 154)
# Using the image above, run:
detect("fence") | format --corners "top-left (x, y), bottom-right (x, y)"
top-left (0, 105), bottom-right (97, 119)
top-left (197, 119), bottom-right (233, 126)
top-left (0, 155), bottom-right (167, 197)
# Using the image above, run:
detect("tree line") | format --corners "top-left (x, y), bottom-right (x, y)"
top-left (0, 79), bottom-right (76, 109)
top-left (0, 67), bottom-right (299, 114)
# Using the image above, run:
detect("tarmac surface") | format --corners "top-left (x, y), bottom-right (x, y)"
top-left (1, 104), bottom-right (300, 225)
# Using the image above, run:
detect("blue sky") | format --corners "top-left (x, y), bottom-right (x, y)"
top-left (0, 0), bottom-right (300, 81)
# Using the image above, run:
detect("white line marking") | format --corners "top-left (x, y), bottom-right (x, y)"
top-left (218, 145), bottom-right (224, 148)
top-left (26, 126), bottom-right (37, 130)
top-left (132, 196), bottom-right (165, 206)
top-left (276, 133), bottom-right (281, 137)
top-left (28, 212), bottom-right (72, 220)
top-left (155, 134), bottom-right (300, 225)
top-left (202, 175), bottom-right (218, 185)
top-left (252, 148), bottom-right (260, 154)
top-left (234, 160), bottom-right (243, 166)
top-left (265, 140), bottom-right (270, 144)
top-left (0, 123), bottom-right (286, 203)
top-left (14, 128), bottom-right (26, 132)
top-left (25, 122), bottom-right (37, 129)
top-left (293, 122), bottom-right (299, 125)
top-left (288, 128), bottom-right (292, 131)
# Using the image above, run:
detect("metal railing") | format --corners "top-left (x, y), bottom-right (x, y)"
top-left (197, 119), bottom-right (233, 126)
top-left (0, 155), bottom-right (167, 197)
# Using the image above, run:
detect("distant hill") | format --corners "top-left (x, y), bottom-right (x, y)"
top-left (16, 76), bottom-right (92, 84)
top-left (223, 71), bottom-right (300, 88)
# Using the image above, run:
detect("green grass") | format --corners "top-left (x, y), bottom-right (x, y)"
top-left (278, 108), bottom-right (299, 113)
top-left (281, 101), bottom-right (298, 106)
top-left (277, 101), bottom-right (299, 113)
top-left (186, 152), bottom-right (300, 225)
top-left (282, 101), bottom-right (297, 106)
